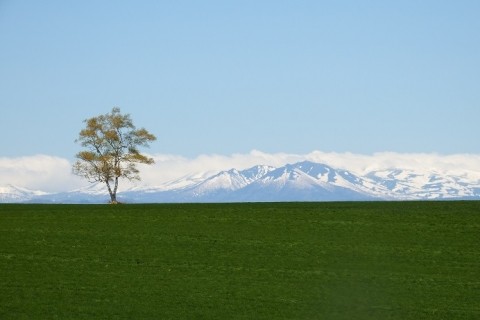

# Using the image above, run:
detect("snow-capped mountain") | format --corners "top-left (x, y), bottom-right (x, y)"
top-left (1, 161), bottom-right (480, 203)
top-left (230, 162), bottom-right (380, 201)
top-left (366, 169), bottom-right (480, 200)
top-left (121, 165), bottom-right (277, 203)
top-left (19, 183), bottom-right (111, 204)
top-left (0, 185), bottom-right (48, 203)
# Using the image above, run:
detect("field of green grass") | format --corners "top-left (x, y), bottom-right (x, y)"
top-left (1, 202), bottom-right (479, 319)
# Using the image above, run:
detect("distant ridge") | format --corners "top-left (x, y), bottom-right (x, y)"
top-left (1, 161), bottom-right (480, 203)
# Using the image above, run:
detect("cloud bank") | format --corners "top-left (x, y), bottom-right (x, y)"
top-left (0, 155), bottom-right (84, 192)
top-left (1, 151), bottom-right (480, 192)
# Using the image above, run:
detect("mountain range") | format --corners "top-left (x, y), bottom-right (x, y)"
top-left (1, 161), bottom-right (480, 203)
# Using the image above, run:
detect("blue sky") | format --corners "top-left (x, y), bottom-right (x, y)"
top-left (1, 0), bottom-right (479, 160)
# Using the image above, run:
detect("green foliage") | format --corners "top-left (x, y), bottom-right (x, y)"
top-left (73, 107), bottom-right (156, 203)
top-left (1, 202), bottom-right (479, 319)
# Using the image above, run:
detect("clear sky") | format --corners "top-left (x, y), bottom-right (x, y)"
top-left (1, 0), bottom-right (479, 160)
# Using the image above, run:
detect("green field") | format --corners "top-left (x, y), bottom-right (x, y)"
top-left (1, 202), bottom-right (479, 319)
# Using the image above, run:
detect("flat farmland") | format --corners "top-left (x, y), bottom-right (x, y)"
top-left (0, 202), bottom-right (479, 319)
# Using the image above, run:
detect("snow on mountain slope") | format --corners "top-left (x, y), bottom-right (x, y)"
top-left (240, 165), bottom-right (277, 181)
top-left (194, 169), bottom-right (251, 193)
top-left (183, 165), bottom-right (276, 200)
top-left (249, 166), bottom-right (327, 191)
top-left (292, 161), bottom-right (389, 196)
top-left (70, 182), bottom-right (110, 195)
top-left (157, 171), bottom-right (218, 191)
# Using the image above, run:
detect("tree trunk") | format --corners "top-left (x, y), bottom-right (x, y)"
top-left (105, 181), bottom-right (118, 204)
top-left (113, 177), bottom-right (119, 203)
top-left (109, 191), bottom-right (117, 204)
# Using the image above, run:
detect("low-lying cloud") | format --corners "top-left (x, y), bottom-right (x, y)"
top-left (1, 150), bottom-right (480, 192)
top-left (0, 155), bottom-right (84, 192)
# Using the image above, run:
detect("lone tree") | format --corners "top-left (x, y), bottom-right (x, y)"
top-left (73, 107), bottom-right (156, 203)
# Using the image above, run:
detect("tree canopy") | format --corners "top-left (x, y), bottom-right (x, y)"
top-left (73, 107), bottom-right (156, 203)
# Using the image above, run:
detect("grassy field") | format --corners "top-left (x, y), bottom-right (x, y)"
top-left (0, 202), bottom-right (479, 319)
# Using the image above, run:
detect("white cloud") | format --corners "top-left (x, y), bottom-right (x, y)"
top-left (306, 151), bottom-right (480, 178)
top-left (1, 151), bottom-right (480, 192)
top-left (0, 155), bottom-right (84, 192)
